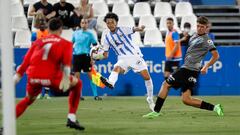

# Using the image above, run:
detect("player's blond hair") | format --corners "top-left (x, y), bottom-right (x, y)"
top-left (34, 12), bottom-right (46, 29)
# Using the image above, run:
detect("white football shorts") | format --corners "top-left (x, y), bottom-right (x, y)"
top-left (114, 56), bottom-right (148, 74)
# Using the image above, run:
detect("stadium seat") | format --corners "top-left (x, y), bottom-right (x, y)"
top-left (11, 3), bottom-right (25, 17)
top-left (127, 0), bottom-right (135, 4)
top-left (14, 30), bottom-right (32, 48)
top-left (133, 2), bottom-right (151, 18)
top-left (175, 2), bottom-right (194, 18)
top-left (118, 15), bottom-right (135, 27)
top-left (107, 0), bottom-right (126, 5)
top-left (132, 32), bottom-right (143, 47)
top-left (112, 2), bottom-right (130, 16)
top-left (138, 15), bottom-right (157, 30)
top-left (12, 16), bottom-right (29, 32)
top-left (180, 15), bottom-right (197, 32)
top-left (47, 0), bottom-right (58, 5)
top-left (23, 0), bottom-right (37, 5)
top-left (92, 2), bottom-right (109, 17)
top-left (154, 2), bottom-right (173, 18)
top-left (143, 29), bottom-right (164, 47)
top-left (96, 16), bottom-right (108, 33)
top-left (11, 0), bottom-right (21, 4)
top-left (89, 0), bottom-right (105, 4)
top-left (159, 15), bottom-right (179, 32)
top-left (61, 29), bottom-right (73, 42)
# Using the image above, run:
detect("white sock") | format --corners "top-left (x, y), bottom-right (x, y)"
top-left (145, 79), bottom-right (153, 100)
top-left (68, 113), bottom-right (76, 122)
top-left (108, 71), bottom-right (118, 86)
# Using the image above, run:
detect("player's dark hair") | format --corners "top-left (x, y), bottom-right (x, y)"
top-left (166, 17), bottom-right (174, 22)
top-left (48, 18), bottom-right (63, 31)
top-left (197, 16), bottom-right (209, 25)
top-left (104, 12), bottom-right (119, 22)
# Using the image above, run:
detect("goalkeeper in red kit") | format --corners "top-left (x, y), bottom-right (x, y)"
top-left (13, 18), bottom-right (84, 130)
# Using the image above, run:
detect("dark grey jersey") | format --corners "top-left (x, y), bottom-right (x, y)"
top-left (182, 33), bottom-right (216, 71)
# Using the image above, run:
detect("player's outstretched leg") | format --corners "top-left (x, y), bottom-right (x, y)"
top-left (67, 79), bottom-right (85, 130)
top-left (16, 96), bottom-right (36, 118)
top-left (100, 76), bottom-right (114, 89)
top-left (140, 69), bottom-right (155, 111)
top-left (143, 81), bottom-right (171, 119)
top-left (181, 90), bottom-right (224, 116)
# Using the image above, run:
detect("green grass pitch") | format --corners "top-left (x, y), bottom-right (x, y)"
top-left (2, 96), bottom-right (240, 135)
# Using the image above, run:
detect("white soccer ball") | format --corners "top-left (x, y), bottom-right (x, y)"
top-left (90, 46), bottom-right (105, 60)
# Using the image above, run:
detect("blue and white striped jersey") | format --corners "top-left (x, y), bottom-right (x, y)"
top-left (102, 27), bottom-right (142, 57)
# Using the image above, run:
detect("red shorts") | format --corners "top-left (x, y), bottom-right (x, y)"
top-left (26, 73), bottom-right (73, 97)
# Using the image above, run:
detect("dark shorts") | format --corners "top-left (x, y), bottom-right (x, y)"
top-left (73, 54), bottom-right (92, 72)
top-left (166, 68), bottom-right (199, 92)
top-left (164, 61), bottom-right (180, 73)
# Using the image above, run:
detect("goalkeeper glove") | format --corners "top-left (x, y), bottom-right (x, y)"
top-left (59, 75), bottom-right (70, 92)
top-left (13, 73), bottom-right (22, 85)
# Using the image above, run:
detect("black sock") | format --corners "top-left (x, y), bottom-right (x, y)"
top-left (154, 97), bottom-right (165, 113)
top-left (200, 101), bottom-right (214, 111)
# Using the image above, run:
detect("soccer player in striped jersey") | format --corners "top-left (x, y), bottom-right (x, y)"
top-left (99, 13), bottom-right (155, 111)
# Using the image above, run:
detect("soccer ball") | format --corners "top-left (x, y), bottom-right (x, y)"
top-left (90, 46), bottom-right (105, 61)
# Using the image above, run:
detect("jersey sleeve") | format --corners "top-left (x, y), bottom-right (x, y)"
top-left (62, 41), bottom-right (73, 66)
top-left (33, 2), bottom-right (38, 10)
top-left (17, 43), bottom-right (36, 76)
top-left (53, 3), bottom-right (58, 12)
top-left (119, 27), bottom-right (134, 35)
top-left (69, 3), bottom-right (75, 11)
top-left (207, 39), bottom-right (216, 52)
top-left (102, 35), bottom-right (110, 52)
top-left (172, 31), bottom-right (180, 42)
top-left (47, 4), bottom-right (54, 13)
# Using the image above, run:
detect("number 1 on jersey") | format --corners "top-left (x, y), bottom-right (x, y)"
top-left (42, 43), bottom-right (52, 60)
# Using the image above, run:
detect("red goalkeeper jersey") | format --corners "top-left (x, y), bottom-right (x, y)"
top-left (17, 34), bottom-right (73, 78)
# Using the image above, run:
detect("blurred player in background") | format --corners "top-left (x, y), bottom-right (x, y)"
top-left (164, 17), bottom-right (182, 80)
top-left (14, 18), bottom-right (85, 130)
top-left (31, 12), bottom-right (51, 100)
top-left (98, 13), bottom-right (155, 111)
top-left (143, 16), bottom-right (224, 118)
top-left (72, 18), bottom-right (102, 100)
top-left (180, 22), bottom-right (192, 46)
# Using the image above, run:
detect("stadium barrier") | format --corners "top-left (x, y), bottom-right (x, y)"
top-left (15, 46), bottom-right (240, 98)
